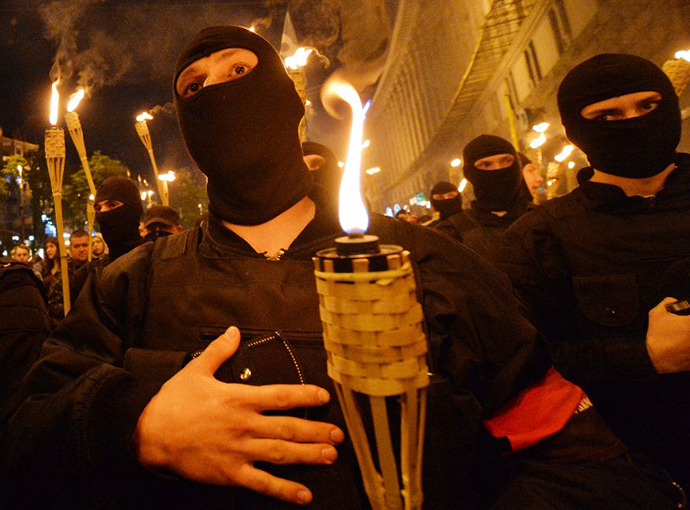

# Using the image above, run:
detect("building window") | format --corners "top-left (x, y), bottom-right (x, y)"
top-left (549, 0), bottom-right (572, 54)
top-left (524, 41), bottom-right (543, 85)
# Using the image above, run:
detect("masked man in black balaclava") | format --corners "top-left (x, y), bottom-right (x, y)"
top-left (434, 135), bottom-right (533, 262)
top-left (302, 141), bottom-right (342, 200)
top-left (72, 176), bottom-right (145, 299)
top-left (427, 181), bottom-right (463, 227)
top-left (5, 34), bottom-right (683, 510)
top-left (499, 53), bottom-right (690, 490)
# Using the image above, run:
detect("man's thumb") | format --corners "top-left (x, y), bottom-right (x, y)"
top-left (189, 326), bottom-right (240, 374)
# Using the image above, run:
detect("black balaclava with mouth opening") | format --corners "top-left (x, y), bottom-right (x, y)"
top-left (174, 26), bottom-right (312, 225)
top-left (558, 53), bottom-right (680, 179)
top-left (94, 177), bottom-right (143, 250)
top-left (463, 134), bottom-right (524, 210)
top-left (430, 181), bottom-right (463, 220)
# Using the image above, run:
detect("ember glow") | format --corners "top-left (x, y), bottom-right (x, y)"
top-left (555, 144), bottom-right (574, 162)
top-left (136, 112), bottom-right (153, 122)
top-left (322, 78), bottom-right (368, 234)
top-left (49, 80), bottom-right (60, 125)
top-left (285, 47), bottom-right (314, 70)
top-left (67, 89), bottom-right (85, 113)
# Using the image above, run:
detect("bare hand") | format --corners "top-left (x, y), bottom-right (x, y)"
top-left (132, 326), bottom-right (344, 505)
top-left (646, 297), bottom-right (690, 374)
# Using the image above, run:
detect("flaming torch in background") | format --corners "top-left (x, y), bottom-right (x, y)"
top-left (314, 78), bottom-right (429, 510)
top-left (45, 80), bottom-right (71, 316)
top-left (134, 112), bottom-right (167, 206)
top-left (284, 47), bottom-right (313, 142)
top-left (662, 50), bottom-right (690, 96)
top-left (65, 89), bottom-right (97, 260)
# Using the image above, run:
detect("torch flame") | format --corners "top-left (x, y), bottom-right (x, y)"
top-left (248, 25), bottom-right (256, 33)
top-left (285, 47), bottom-right (314, 70)
top-left (49, 80), bottom-right (60, 125)
top-left (323, 78), bottom-right (368, 234)
top-left (136, 112), bottom-right (153, 122)
top-left (675, 50), bottom-right (690, 62)
top-left (67, 89), bottom-right (85, 113)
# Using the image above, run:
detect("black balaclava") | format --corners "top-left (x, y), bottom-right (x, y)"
top-left (95, 177), bottom-right (143, 249)
top-left (302, 141), bottom-right (341, 197)
top-left (430, 181), bottom-right (463, 220)
top-left (463, 134), bottom-right (524, 210)
top-left (558, 54), bottom-right (680, 178)
top-left (174, 26), bottom-right (312, 225)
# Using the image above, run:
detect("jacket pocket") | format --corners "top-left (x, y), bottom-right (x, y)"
top-left (572, 273), bottom-right (639, 327)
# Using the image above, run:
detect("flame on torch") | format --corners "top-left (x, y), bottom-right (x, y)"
top-left (67, 89), bottom-right (85, 113)
top-left (675, 50), bottom-right (690, 62)
top-left (285, 47), bottom-right (314, 70)
top-left (50, 80), bottom-right (60, 125)
top-left (137, 112), bottom-right (153, 122)
top-left (322, 78), bottom-right (368, 234)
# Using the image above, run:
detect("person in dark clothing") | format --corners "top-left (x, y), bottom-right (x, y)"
top-left (0, 257), bottom-right (51, 413)
top-left (1, 31), bottom-right (682, 510)
top-left (46, 229), bottom-right (89, 319)
top-left (434, 135), bottom-right (533, 262)
top-left (427, 181), bottom-right (463, 227)
top-left (72, 177), bottom-right (146, 299)
top-left (143, 205), bottom-right (183, 242)
top-left (41, 236), bottom-right (60, 294)
top-left (499, 53), bottom-right (690, 491)
top-left (519, 152), bottom-right (545, 203)
top-left (302, 141), bottom-right (341, 199)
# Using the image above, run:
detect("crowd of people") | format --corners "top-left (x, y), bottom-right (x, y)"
top-left (0, 26), bottom-right (688, 509)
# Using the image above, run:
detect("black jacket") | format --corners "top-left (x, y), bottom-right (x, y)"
top-left (435, 200), bottom-right (533, 263)
top-left (498, 153), bottom-right (690, 487)
top-left (1, 204), bottom-right (551, 509)
top-left (0, 258), bottom-right (51, 414)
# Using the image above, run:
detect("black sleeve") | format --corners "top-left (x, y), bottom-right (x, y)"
top-left (0, 262), bottom-right (52, 412)
top-left (0, 245), bottom-right (183, 508)
top-left (498, 215), bottom-right (658, 388)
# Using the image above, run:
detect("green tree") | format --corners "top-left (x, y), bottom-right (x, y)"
top-left (169, 170), bottom-right (207, 229)
top-left (63, 150), bottom-right (130, 227)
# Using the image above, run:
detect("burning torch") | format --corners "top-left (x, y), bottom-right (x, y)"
top-left (284, 47), bottom-right (313, 142)
top-left (662, 50), bottom-right (690, 96)
top-left (45, 80), bottom-right (71, 316)
top-left (65, 88), bottom-right (97, 260)
top-left (314, 78), bottom-right (429, 510)
top-left (135, 112), bottom-right (167, 206)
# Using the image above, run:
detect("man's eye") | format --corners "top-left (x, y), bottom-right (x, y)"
top-left (185, 82), bottom-right (202, 95)
top-left (233, 64), bottom-right (247, 75)
top-left (640, 101), bottom-right (660, 112)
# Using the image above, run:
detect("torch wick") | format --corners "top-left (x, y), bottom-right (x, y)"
top-left (348, 232), bottom-right (365, 239)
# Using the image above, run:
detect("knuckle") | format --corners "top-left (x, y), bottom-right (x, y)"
top-left (268, 443), bottom-right (287, 464)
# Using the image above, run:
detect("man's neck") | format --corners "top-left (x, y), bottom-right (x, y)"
top-left (221, 196), bottom-right (316, 257)
top-left (590, 162), bottom-right (676, 197)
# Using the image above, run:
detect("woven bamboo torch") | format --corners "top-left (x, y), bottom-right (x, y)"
top-left (45, 80), bottom-right (71, 316)
top-left (65, 89), bottom-right (97, 260)
top-left (135, 112), bottom-right (167, 206)
top-left (285, 47), bottom-right (312, 142)
top-left (662, 50), bottom-right (690, 96)
top-left (316, 78), bottom-right (429, 510)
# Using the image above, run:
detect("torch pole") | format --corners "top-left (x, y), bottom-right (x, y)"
top-left (45, 126), bottom-right (71, 316)
top-left (135, 120), bottom-right (167, 206)
top-left (65, 111), bottom-right (97, 260)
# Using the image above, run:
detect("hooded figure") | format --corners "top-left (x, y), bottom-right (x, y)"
top-left (463, 135), bottom-right (526, 211)
top-left (302, 141), bottom-right (342, 198)
top-left (429, 181), bottom-right (463, 224)
top-left (94, 176), bottom-right (144, 259)
top-left (558, 53), bottom-right (681, 179)
top-left (174, 26), bottom-right (312, 225)
top-left (433, 135), bottom-right (533, 262)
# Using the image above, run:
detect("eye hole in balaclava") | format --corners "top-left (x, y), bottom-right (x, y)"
top-left (174, 26), bottom-right (312, 226)
top-left (462, 134), bottom-right (524, 210)
top-left (557, 53), bottom-right (680, 179)
top-left (430, 181), bottom-right (463, 221)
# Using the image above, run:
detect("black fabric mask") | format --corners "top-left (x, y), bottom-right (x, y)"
top-left (463, 135), bottom-right (523, 210)
top-left (558, 54), bottom-right (681, 178)
top-left (430, 181), bottom-right (463, 220)
top-left (96, 204), bottom-right (142, 249)
top-left (174, 26), bottom-right (312, 225)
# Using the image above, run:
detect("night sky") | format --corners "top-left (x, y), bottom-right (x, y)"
top-left (0, 0), bottom-right (352, 184)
